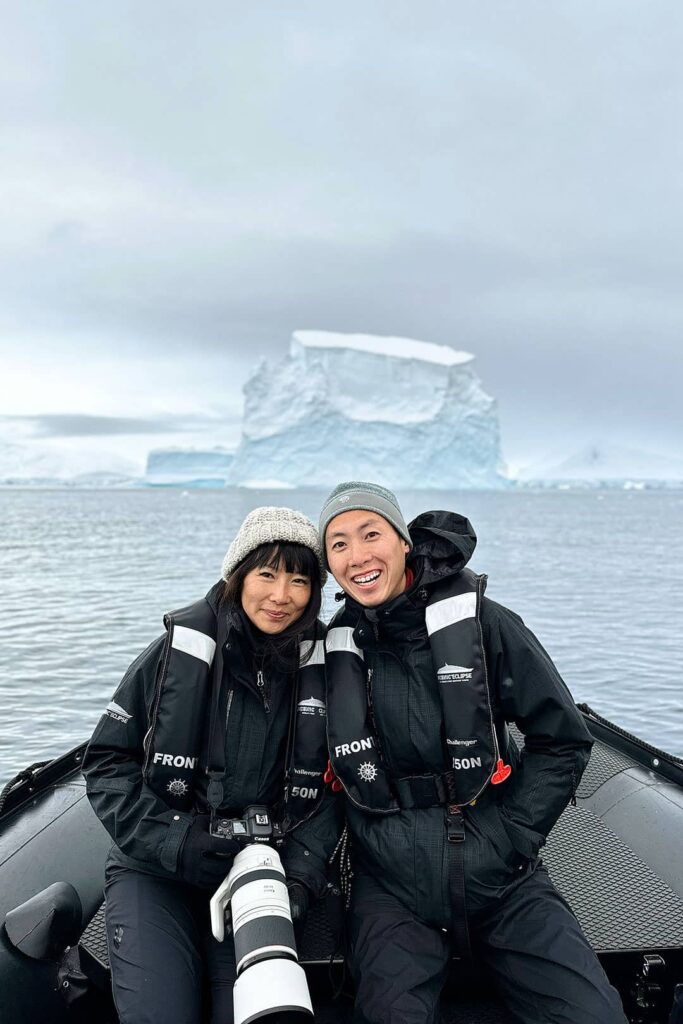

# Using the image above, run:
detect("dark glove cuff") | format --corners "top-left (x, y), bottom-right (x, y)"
top-left (287, 880), bottom-right (311, 921)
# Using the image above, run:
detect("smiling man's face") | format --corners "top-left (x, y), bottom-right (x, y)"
top-left (325, 509), bottom-right (410, 607)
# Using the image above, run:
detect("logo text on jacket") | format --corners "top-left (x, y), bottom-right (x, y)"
top-left (437, 664), bottom-right (473, 684)
top-left (153, 752), bottom-right (198, 769)
top-left (334, 737), bottom-right (375, 758)
top-left (451, 756), bottom-right (482, 770)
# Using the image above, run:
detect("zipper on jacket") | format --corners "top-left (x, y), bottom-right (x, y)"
top-left (472, 574), bottom-right (502, 805)
top-left (280, 669), bottom-right (300, 826)
top-left (366, 666), bottom-right (389, 764)
top-left (142, 623), bottom-right (173, 777)
top-left (225, 688), bottom-right (234, 733)
top-left (256, 670), bottom-right (271, 713)
top-left (570, 767), bottom-right (577, 806)
top-left (282, 670), bottom-right (299, 786)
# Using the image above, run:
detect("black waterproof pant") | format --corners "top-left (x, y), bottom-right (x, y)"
top-left (104, 865), bottom-right (237, 1024)
top-left (348, 866), bottom-right (628, 1024)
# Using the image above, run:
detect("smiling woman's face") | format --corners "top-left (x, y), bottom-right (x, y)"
top-left (240, 560), bottom-right (312, 634)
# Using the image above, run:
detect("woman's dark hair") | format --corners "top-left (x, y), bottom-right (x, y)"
top-left (222, 541), bottom-right (322, 673)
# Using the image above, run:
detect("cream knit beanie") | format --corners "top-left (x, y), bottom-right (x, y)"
top-left (221, 507), bottom-right (327, 585)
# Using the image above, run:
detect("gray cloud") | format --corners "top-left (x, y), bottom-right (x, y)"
top-left (1, 413), bottom-right (221, 438)
top-left (1, 1), bottom-right (682, 463)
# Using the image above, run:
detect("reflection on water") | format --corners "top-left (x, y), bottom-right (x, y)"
top-left (1, 487), bottom-right (681, 781)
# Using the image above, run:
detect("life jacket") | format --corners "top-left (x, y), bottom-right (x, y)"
top-left (141, 597), bottom-right (327, 830)
top-left (326, 568), bottom-right (499, 813)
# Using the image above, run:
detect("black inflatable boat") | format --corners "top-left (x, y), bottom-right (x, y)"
top-left (2, 705), bottom-right (682, 1023)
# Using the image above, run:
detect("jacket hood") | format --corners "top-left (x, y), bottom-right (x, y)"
top-left (407, 510), bottom-right (477, 586)
top-left (167, 581), bottom-right (224, 628)
top-left (205, 579), bottom-right (225, 615)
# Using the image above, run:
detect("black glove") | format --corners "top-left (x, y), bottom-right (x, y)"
top-left (178, 814), bottom-right (239, 890)
top-left (287, 881), bottom-right (310, 924)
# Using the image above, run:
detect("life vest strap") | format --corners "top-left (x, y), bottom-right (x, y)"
top-left (393, 769), bottom-right (459, 810)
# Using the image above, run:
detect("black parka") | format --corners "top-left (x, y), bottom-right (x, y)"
top-left (83, 582), bottom-right (340, 897)
top-left (331, 511), bottom-right (593, 926)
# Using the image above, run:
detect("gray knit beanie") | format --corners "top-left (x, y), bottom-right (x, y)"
top-left (222, 507), bottom-right (327, 585)
top-left (319, 481), bottom-right (412, 568)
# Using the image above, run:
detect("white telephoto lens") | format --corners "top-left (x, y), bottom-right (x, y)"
top-left (233, 959), bottom-right (313, 1022)
top-left (225, 844), bottom-right (313, 1023)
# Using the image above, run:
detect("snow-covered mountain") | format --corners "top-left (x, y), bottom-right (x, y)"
top-left (517, 442), bottom-right (683, 484)
top-left (0, 441), bottom-right (136, 484)
top-left (229, 331), bottom-right (507, 489)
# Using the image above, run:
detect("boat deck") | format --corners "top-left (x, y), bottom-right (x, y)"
top-left (77, 733), bottom-right (683, 1021)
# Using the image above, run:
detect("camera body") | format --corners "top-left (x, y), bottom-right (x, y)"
top-left (209, 803), bottom-right (284, 846)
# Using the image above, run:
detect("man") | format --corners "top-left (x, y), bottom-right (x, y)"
top-left (320, 481), bottom-right (626, 1024)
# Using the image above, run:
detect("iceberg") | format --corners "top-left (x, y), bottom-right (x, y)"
top-left (229, 331), bottom-right (507, 489)
top-left (145, 447), bottom-right (235, 486)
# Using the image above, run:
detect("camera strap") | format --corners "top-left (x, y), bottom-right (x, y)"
top-left (204, 616), bottom-right (327, 830)
top-left (206, 611), bottom-right (230, 817)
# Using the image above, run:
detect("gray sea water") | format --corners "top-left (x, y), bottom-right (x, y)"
top-left (1, 487), bottom-right (682, 784)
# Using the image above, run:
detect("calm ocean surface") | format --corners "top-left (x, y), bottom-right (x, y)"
top-left (1, 487), bottom-right (682, 783)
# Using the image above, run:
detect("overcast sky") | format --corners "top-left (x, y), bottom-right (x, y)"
top-left (1, 1), bottom-right (682, 474)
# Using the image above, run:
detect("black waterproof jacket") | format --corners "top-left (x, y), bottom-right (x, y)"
top-left (84, 582), bottom-right (340, 897)
top-left (331, 511), bottom-right (594, 926)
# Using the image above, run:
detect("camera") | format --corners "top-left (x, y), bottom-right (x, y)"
top-left (209, 803), bottom-right (284, 846)
top-left (209, 809), bottom-right (313, 1022)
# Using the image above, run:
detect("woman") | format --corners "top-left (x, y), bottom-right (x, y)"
top-left (83, 507), bottom-right (338, 1024)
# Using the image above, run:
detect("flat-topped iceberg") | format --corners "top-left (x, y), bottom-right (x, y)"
top-left (145, 447), bottom-right (234, 486)
top-left (229, 330), bottom-right (507, 489)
